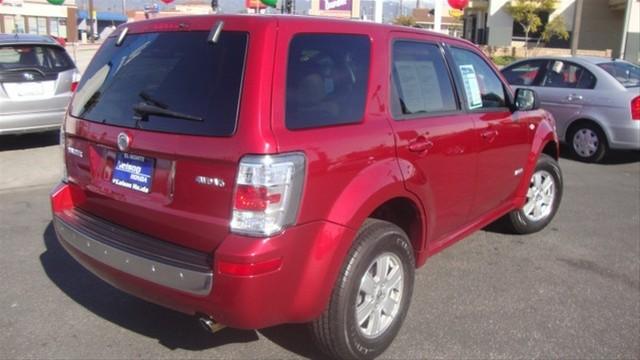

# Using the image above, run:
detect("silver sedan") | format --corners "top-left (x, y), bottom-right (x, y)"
top-left (502, 56), bottom-right (640, 162)
top-left (0, 34), bottom-right (79, 135)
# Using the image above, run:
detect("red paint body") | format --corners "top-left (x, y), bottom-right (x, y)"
top-left (51, 15), bottom-right (558, 329)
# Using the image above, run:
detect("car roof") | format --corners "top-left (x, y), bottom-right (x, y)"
top-left (509, 55), bottom-right (625, 67)
top-left (125, 14), bottom-right (471, 45)
top-left (0, 33), bottom-right (59, 46)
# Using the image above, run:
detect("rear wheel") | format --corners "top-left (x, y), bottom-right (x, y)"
top-left (507, 154), bottom-right (563, 234)
top-left (310, 219), bottom-right (415, 360)
top-left (568, 122), bottom-right (608, 163)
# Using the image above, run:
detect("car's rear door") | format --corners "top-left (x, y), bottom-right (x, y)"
top-left (535, 59), bottom-right (597, 138)
top-left (446, 45), bottom-right (530, 220)
top-left (387, 33), bottom-right (478, 245)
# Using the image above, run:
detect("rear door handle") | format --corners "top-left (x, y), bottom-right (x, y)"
top-left (408, 137), bottom-right (434, 153)
top-left (566, 94), bottom-right (584, 102)
top-left (480, 129), bottom-right (499, 141)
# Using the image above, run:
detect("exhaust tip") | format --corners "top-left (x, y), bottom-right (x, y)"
top-left (198, 317), bottom-right (226, 334)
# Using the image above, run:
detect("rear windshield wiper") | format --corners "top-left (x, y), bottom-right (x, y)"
top-left (133, 102), bottom-right (203, 122)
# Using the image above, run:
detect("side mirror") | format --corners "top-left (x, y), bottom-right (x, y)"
top-left (514, 88), bottom-right (540, 111)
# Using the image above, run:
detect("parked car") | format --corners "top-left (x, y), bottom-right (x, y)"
top-left (502, 56), bottom-right (640, 162)
top-left (50, 15), bottom-right (562, 360)
top-left (0, 34), bottom-right (79, 135)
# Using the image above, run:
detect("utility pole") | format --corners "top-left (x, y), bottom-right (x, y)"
top-left (434, 0), bottom-right (442, 33)
top-left (619, 0), bottom-right (633, 60)
top-left (570, 0), bottom-right (583, 56)
top-left (122, 0), bottom-right (126, 16)
top-left (88, 0), bottom-right (95, 43)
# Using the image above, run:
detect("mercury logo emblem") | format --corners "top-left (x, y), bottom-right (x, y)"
top-left (23, 73), bottom-right (34, 81)
top-left (117, 133), bottom-right (130, 152)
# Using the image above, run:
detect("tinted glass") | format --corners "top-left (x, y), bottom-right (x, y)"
top-left (70, 31), bottom-right (248, 137)
top-left (541, 60), bottom-right (596, 89)
top-left (598, 61), bottom-right (640, 88)
top-left (502, 60), bottom-right (547, 86)
top-left (391, 41), bottom-right (458, 117)
top-left (286, 34), bottom-right (370, 129)
top-left (0, 44), bottom-right (73, 72)
top-left (450, 47), bottom-right (506, 109)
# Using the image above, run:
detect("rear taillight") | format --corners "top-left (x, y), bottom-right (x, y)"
top-left (70, 71), bottom-right (81, 92)
top-left (230, 153), bottom-right (305, 237)
top-left (632, 96), bottom-right (640, 120)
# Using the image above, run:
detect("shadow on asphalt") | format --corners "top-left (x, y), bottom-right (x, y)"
top-left (40, 222), bottom-right (326, 359)
top-left (559, 145), bottom-right (640, 165)
top-left (0, 130), bottom-right (60, 152)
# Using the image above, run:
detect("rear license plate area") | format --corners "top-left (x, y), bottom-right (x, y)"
top-left (111, 153), bottom-right (155, 193)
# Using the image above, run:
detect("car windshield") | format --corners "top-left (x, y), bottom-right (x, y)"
top-left (598, 61), bottom-right (640, 88)
top-left (70, 31), bottom-right (248, 137)
top-left (0, 44), bottom-right (74, 73)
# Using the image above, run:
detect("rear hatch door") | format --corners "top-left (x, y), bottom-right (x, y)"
top-left (64, 20), bottom-right (267, 253)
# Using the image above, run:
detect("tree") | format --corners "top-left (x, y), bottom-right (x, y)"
top-left (536, 16), bottom-right (569, 48)
top-left (505, 0), bottom-right (558, 56)
top-left (393, 15), bottom-right (417, 27)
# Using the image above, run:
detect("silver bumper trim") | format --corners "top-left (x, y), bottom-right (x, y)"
top-left (53, 217), bottom-right (213, 296)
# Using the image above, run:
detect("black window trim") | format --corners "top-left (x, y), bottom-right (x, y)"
top-left (283, 32), bottom-right (373, 131)
top-left (388, 38), bottom-right (463, 122)
top-left (539, 59), bottom-right (597, 90)
top-left (444, 44), bottom-right (513, 114)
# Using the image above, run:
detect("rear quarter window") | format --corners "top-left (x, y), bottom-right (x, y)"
top-left (70, 31), bottom-right (248, 137)
top-left (285, 34), bottom-right (371, 130)
top-left (0, 45), bottom-right (73, 73)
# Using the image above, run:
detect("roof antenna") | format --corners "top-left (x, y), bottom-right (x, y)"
top-left (208, 20), bottom-right (224, 44)
top-left (116, 27), bottom-right (128, 46)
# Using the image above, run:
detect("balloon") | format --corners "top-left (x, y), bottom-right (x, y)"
top-left (47, 0), bottom-right (65, 4)
top-left (447, 0), bottom-right (468, 10)
top-left (160, 0), bottom-right (174, 4)
top-left (260, 0), bottom-right (277, 7)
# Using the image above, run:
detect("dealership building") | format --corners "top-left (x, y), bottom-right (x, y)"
top-left (0, 0), bottom-right (78, 41)
top-left (462, 0), bottom-right (640, 63)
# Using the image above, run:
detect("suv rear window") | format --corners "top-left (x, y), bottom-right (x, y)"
top-left (0, 44), bottom-right (74, 81)
top-left (70, 31), bottom-right (248, 137)
top-left (285, 34), bottom-right (370, 130)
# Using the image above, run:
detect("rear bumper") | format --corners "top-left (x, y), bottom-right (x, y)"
top-left (609, 121), bottom-right (640, 150)
top-left (0, 109), bottom-right (66, 135)
top-left (51, 182), bottom-right (356, 329)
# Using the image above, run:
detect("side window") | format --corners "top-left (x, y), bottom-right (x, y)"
top-left (285, 34), bottom-right (370, 130)
top-left (542, 60), bottom-right (596, 89)
top-left (450, 47), bottom-right (507, 109)
top-left (391, 41), bottom-right (458, 117)
top-left (502, 60), bottom-right (548, 86)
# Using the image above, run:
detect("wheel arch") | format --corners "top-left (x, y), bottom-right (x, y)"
top-left (565, 117), bottom-right (611, 146)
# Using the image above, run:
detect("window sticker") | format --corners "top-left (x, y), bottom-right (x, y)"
top-left (459, 64), bottom-right (482, 109)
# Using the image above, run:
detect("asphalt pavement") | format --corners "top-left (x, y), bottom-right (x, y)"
top-left (0, 136), bottom-right (638, 359)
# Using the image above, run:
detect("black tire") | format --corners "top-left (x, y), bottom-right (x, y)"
top-left (507, 154), bottom-right (563, 234)
top-left (310, 219), bottom-right (415, 360)
top-left (567, 122), bottom-right (608, 163)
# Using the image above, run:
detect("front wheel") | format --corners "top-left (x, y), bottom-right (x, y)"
top-left (310, 219), bottom-right (415, 360)
top-left (507, 154), bottom-right (563, 234)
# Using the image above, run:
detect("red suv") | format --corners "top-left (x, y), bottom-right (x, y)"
top-left (51, 15), bottom-right (562, 359)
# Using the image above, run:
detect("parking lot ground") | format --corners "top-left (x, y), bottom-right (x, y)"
top-left (0, 138), bottom-right (638, 359)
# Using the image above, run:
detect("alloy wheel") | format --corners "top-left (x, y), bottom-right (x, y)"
top-left (355, 252), bottom-right (404, 339)
top-left (523, 169), bottom-right (556, 222)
